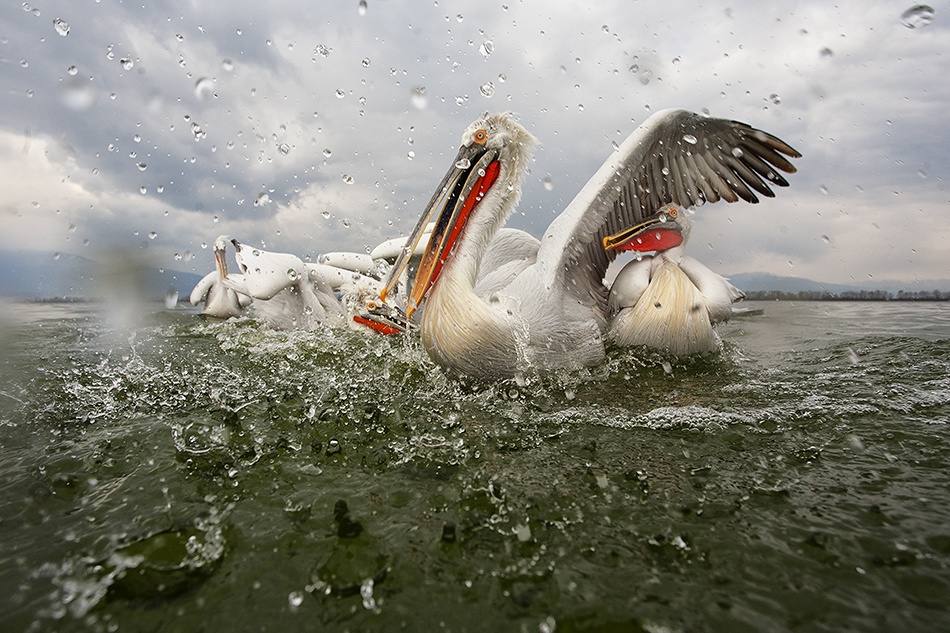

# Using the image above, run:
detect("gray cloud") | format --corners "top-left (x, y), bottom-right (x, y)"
top-left (1, 0), bottom-right (947, 284)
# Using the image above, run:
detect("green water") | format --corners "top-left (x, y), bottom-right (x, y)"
top-left (1, 300), bottom-right (949, 632)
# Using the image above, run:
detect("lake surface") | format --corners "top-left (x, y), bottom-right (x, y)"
top-left (1, 300), bottom-right (949, 632)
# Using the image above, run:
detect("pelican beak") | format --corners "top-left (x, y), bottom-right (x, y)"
top-left (603, 209), bottom-right (684, 253)
top-left (214, 244), bottom-right (229, 278)
top-left (380, 143), bottom-right (500, 318)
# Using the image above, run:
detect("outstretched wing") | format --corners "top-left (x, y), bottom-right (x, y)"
top-left (538, 108), bottom-right (801, 308)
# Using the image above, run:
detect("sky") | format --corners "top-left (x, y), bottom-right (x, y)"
top-left (1, 0), bottom-right (948, 288)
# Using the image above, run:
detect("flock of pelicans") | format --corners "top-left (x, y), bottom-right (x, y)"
top-left (190, 109), bottom-right (800, 380)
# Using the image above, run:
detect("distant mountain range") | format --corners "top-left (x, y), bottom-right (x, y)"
top-left (0, 250), bottom-right (947, 300)
top-left (725, 272), bottom-right (950, 295)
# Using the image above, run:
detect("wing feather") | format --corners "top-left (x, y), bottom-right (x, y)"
top-left (537, 109), bottom-right (799, 307)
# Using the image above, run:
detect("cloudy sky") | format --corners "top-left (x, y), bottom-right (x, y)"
top-left (1, 0), bottom-right (947, 287)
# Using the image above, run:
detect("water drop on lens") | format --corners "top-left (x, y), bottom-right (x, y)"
top-left (682, 134), bottom-right (698, 145)
top-left (194, 77), bottom-right (214, 100)
top-left (479, 82), bottom-right (495, 98)
top-left (53, 18), bottom-right (69, 36)
top-left (900, 5), bottom-right (935, 28)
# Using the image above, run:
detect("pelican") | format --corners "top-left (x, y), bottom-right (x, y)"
top-left (189, 236), bottom-right (253, 318)
top-left (604, 206), bottom-right (746, 355)
top-left (379, 109), bottom-right (799, 379)
top-left (224, 240), bottom-right (346, 331)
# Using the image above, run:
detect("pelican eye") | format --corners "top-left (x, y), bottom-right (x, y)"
top-left (473, 129), bottom-right (488, 145)
top-left (668, 206), bottom-right (679, 218)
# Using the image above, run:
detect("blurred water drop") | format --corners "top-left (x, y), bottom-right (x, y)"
top-left (455, 158), bottom-right (471, 169)
top-left (479, 41), bottom-right (494, 57)
top-left (53, 252), bottom-right (61, 260)
top-left (148, 231), bottom-right (158, 239)
top-left (769, 93), bottom-right (781, 105)
top-left (731, 147), bottom-right (744, 158)
top-left (287, 268), bottom-right (299, 281)
top-left (515, 523), bottom-right (532, 542)
top-left (361, 57), bottom-right (371, 68)
top-left (456, 13), bottom-right (464, 22)
top-left (848, 347), bottom-right (861, 364)
top-left (662, 361), bottom-right (673, 374)
top-left (335, 89), bottom-right (346, 99)
top-left (194, 77), bottom-right (214, 100)
top-left (137, 162), bottom-right (147, 171)
top-left (120, 58), bottom-right (134, 70)
top-left (254, 193), bottom-right (271, 206)
top-left (682, 134), bottom-right (698, 145)
top-left (140, 186), bottom-right (148, 194)
top-left (61, 79), bottom-right (97, 110)
top-left (900, 5), bottom-right (935, 28)
top-left (479, 82), bottom-right (495, 98)
top-left (66, 65), bottom-right (78, 76)
top-left (164, 288), bottom-right (179, 309)
top-left (322, 210), bottom-right (331, 219)
top-left (819, 185), bottom-right (829, 195)
top-left (342, 174), bottom-right (354, 184)
top-left (407, 150), bottom-right (415, 160)
top-left (411, 86), bottom-right (428, 109)
top-left (542, 175), bottom-right (553, 191)
top-left (360, 579), bottom-right (376, 610)
top-left (278, 143), bottom-right (291, 155)
top-left (222, 58), bottom-right (234, 71)
top-left (358, 0), bottom-right (368, 15)
top-left (133, 134), bottom-right (141, 142)
top-left (819, 47), bottom-right (834, 57)
top-left (288, 591), bottom-right (304, 609)
top-left (323, 148), bottom-right (332, 157)
top-left (821, 234), bottom-right (830, 243)
top-left (157, 185), bottom-right (164, 193)
top-left (53, 18), bottom-right (69, 36)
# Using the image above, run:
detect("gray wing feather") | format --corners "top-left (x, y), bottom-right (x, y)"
top-left (539, 108), bottom-right (800, 307)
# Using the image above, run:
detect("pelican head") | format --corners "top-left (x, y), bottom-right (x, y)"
top-left (603, 205), bottom-right (689, 253)
top-left (380, 112), bottom-right (537, 317)
top-left (212, 235), bottom-right (232, 278)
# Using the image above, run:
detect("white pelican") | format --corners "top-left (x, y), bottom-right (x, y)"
top-left (189, 236), bottom-right (253, 318)
top-left (604, 206), bottom-right (746, 355)
top-left (379, 109), bottom-right (799, 379)
top-left (225, 240), bottom-right (346, 331)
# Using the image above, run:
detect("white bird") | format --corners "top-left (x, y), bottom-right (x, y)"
top-left (604, 207), bottom-right (746, 355)
top-left (379, 109), bottom-right (799, 379)
top-left (224, 240), bottom-right (347, 331)
top-left (189, 236), bottom-right (253, 318)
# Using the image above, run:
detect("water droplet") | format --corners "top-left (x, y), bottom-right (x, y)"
top-left (342, 218), bottom-right (352, 228)
top-left (411, 86), bottom-right (428, 109)
top-left (136, 162), bottom-right (147, 171)
top-left (148, 231), bottom-right (158, 239)
top-left (682, 134), bottom-right (698, 145)
top-left (342, 174), bottom-right (354, 185)
top-left (288, 591), bottom-right (304, 608)
top-left (140, 186), bottom-right (147, 194)
top-left (542, 175), bottom-right (553, 191)
top-left (157, 185), bottom-right (164, 193)
top-left (133, 134), bottom-right (141, 143)
top-left (407, 150), bottom-right (415, 160)
top-left (360, 579), bottom-right (376, 610)
top-left (194, 77), bottom-right (214, 100)
top-left (314, 44), bottom-right (331, 57)
top-left (164, 289), bottom-right (179, 309)
top-left (361, 57), bottom-right (371, 68)
top-left (821, 234), bottom-right (830, 243)
top-left (731, 147), bottom-right (744, 158)
top-left (900, 5), bottom-right (935, 28)
top-left (222, 58), bottom-right (234, 72)
top-left (456, 13), bottom-right (464, 22)
top-left (254, 193), bottom-right (271, 206)
top-left (67, 223), bottom-right (77, 233)
top-left (61, 79), bottom-right (96, 110)
top-left (358, 0), bottom-right (368, 16)
top-left (66, 65), bottom-right (78, 76)
top-left (819, 47), bottom-right (834, 58)
top-left (53, 252), bottom-right (60, 261)
top-left (287, 268), bottom-right (299, 281)
top-left (335, 89), bottom-right (345, 99)
top-left (455, 158), bottom-right (471, 169)
top-left (769, 93), bottom-right (781, 105)
top-left (120, 57), bottom-right (134, 70)
top-left (479, 41), bottom-right (494, 57)
top-left (819, 185), bottom-right (829, 195)
top-left (53, 18), bottom-right (69, 36)
top-left (479, 82), bottom-right (495, 98)
top-left (278, 143), bottom-right (290, 155)
top-left (322, 148), bottom-right (332, 157)
top-left (321, 210), bottom-right (331, 219)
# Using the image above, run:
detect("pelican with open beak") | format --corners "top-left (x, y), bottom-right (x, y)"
top-left (379, 109), bottom-right (799, 379)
